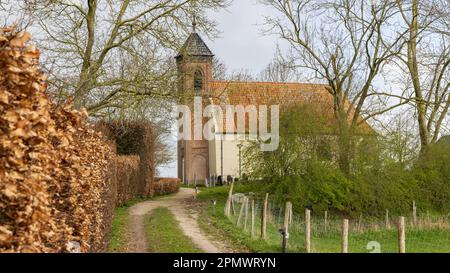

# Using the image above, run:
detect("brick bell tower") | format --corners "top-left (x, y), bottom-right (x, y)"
top-left (176, 20), bottom-right (213, 185)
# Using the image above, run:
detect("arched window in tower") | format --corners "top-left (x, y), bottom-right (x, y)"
top-left (194, 69), bottom-right (203, 93)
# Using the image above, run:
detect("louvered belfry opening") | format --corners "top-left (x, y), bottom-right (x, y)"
top-left (194, 69), bottom-right (203, 93)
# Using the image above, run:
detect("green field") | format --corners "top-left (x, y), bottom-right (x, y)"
top-left (198, 186), bottom-right (450, 253)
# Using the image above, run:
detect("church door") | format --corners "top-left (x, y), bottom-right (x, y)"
top-left (191, 154), bottom-right (207, 183)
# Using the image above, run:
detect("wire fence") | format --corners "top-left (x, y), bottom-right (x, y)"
top-left (222, 192), bottom-right (450, 253)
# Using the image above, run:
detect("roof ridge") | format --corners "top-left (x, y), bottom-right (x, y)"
top-left (211, 80), bottom-right (328, 86)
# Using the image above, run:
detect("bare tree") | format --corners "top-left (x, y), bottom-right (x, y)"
top-left (0, 0), bottom-right (7, 9)
top-left (376, 112), bottom-right (420, 168)
top-left (213, 58), bottom-right (260, 82)
top-left (1, 1), bottom-right (32, 27)
top-left (230, 69), bottom-right (256, 81)
top-left (261, 0), bottom-right (409, 173)
top-left (394, 0), bottom-right (449, 152)
top-left (213, 57), bottom-right (228, 80)
top-left (258, 50), bottom-right (300, 82)
top-left (18, 0), bottom-right (229, 114)
top-left (2, 0), bottom-right (229, 173)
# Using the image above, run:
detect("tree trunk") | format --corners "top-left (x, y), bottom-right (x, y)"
top-left (407, 0), bottom-right (430, 153)
top-left (336, 99), bottom-right (352, 174)
top-left (74, 0), bottom-right (98, 109)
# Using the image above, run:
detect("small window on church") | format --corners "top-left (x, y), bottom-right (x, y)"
top-left (194, 70), bottom-right (203, 93)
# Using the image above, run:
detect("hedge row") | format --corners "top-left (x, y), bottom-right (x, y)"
top-left (0, 28), bottom-right (180, 253)
top-left (0, 28), bottom-right (114, 252)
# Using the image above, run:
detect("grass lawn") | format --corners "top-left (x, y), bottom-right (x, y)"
top-left (198, 186), bottom-right (450, 253)
top-left (145, 207), bottom-right (203, 253)
top-left (310, 228), bottom-right (450, 253)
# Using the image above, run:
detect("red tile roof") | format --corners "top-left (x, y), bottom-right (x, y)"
top-left (208, 80), bottom-right (373, 134)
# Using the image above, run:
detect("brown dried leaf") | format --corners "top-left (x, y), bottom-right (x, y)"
top-left (7, 65), bottom-right (23, 74)
top-left (0, 91), bottom-right (9, 104)
top-left (2, 185), bottom-right (18, 199)
top-left (10, 31), bottom-right (32, 47)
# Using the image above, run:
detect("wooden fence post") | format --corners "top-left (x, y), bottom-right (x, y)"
top-left (251, 199), bottom-right (255, 239)
top-left (283, 201), bottom-right (292, 234)
top-left (305, 209), bottom-right (311, 253)
top-left (398, 216), bottom-right (406, 253)
top-left (261, 193), bottom-right (268, 239)
top-left (324, 210), bottom-right (328, 233)
top-left (412, 200), bottom-right (417, 226)
top-left (236, 197), bottom-right (246, 226)
top-left (385, 209), bottom-right (390, 229)
top-left (244, 197), bottom-right (249, 231)
top-left (231, 196), bottom-right (236, 216)
top-left (357, 213), bottom-right (362, 232)
top-left (342, 219), bottom-right (349, 253)
top-left (224, 182), bottom-right (234, 217)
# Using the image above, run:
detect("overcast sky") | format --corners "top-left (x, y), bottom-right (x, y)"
top-left (205, 0), bottom-right (279, 75)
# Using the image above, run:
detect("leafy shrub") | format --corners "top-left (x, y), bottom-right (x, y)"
top-left (241, 161), bottom-right (353, 214)
top-left (414, 143), bottom-right (450, 212)
top-left (349, 164), bottom-right (418, 216)
top-left (300, 162), bottom-right (354, 212)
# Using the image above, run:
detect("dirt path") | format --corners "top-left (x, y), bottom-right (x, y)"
top-left (126, 187), bottom-right (233, 253)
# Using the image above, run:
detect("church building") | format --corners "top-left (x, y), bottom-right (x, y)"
top-left (176, 26), bottom-right (371, 185)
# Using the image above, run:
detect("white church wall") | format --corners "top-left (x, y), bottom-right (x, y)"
top-left (209, 134), bottom-right (247, 179)
top-left (208, 139), bottom-right (218, 177)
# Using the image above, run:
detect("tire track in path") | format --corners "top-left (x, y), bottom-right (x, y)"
top-left (126, 187), bottom-right (232, 253)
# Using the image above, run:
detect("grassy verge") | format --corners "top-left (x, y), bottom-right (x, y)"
top-left (309, 228), bottom-right (450, 253)
top-left (145, 207), bottom-right (203, 253)
top-left (198, 186), bottom-right (450, 253)
top-left (197, 186), bottom-right (275, 252)
top-left (108, 205), bottom-right (129, 253)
